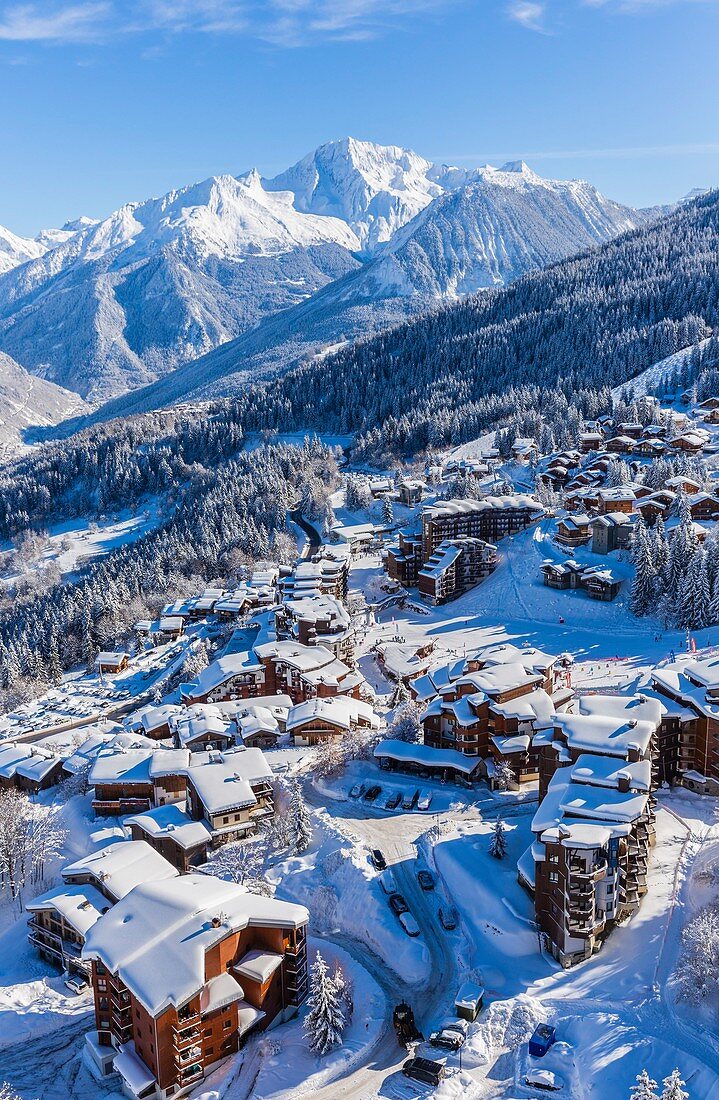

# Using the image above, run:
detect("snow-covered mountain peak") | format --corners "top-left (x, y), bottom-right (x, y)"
top-left (265, 137), bottom-right (446, 253)
top-left (0, 224), bottom-right (46, 274)
top-left (500, 159), bottom-right (533, 175)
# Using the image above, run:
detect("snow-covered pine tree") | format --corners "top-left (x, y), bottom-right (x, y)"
top-left (290, 781), bottom-right (313, 854)
top-left (679, 548), bottom-right (711, 630)
top-left (0, 1083), bottom-right (21, 1100)
top-left (304, 950), bottom-right (346, 1055)
top-left (661, 1069), bottom-right (689, 1100)
top-left (390, 699), bottom-right (421, 743)
top-left (331, 960), bottom-right (354, 1022)
top-left (382, 497), bottom-right (394, 526)
top-left (630, 1069), bottom-right (659, 1100)
top-left (630, 518), bottom-right (656, 617)
top-left (489, 818), bottom-right (507, 859)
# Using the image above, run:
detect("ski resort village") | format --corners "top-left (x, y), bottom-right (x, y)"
top-left (3, 374), bottom-right (719, 1100)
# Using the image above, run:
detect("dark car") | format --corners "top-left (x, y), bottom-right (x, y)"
top-left (417, 869), bottom-right (435, 891)
top-left (388, 893), bottom-right (410, 916)
top-left (370, 849), bottom-right (387, 871)
top-left (438, 905), bottom-right (458, 931)
top-left (363, 784), bottom-right (382, 802)
top-left (384, 790), bottom-right (402, 810)
top-left (402, 1057), bottom-right (445, 1086)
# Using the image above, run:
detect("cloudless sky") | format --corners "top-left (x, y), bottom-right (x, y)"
top-left (1, 0), bottom-right (718, 235)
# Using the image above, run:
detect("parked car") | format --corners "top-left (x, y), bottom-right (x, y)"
top-left (399, 911), bottom-right (421, 937)
top-left (388, 893), bottom-right (410, 916)
top-left (402, 1057), bottom-right (445, 1086)
top-left (441, 1017), bottom-right (469, 1039)
top-left (525, 1069), bottom-right (562, 1092)
top-left (528, 1024), bottom-right (557, 1058)
top-left (370, 849), bottom-right (387, 871)
top-left (384, 790), bottom-right (402, 810)
top-left (430, 1026), bottom-right (465, 1051)
top-left (379, 868), bottom-right (397, 895)
top-left (438, 905), bottom-right (459, 931)
top-left (417, 790), bottom-right (433, 811)
top-left (417, 869), bottom-right (435, 891)
top-left (64, 975), bottom-right (89, 996)
top-left (401, 788), bottom-right (419, 810)
top-left (363, 785), bottom-right (382, 802)
top-left (349, 782), bottom-right (365, 799)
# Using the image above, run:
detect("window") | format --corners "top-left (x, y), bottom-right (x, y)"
top-left (549, 854), bottom-right (559, 864)
top-left (206, 1047), bottom-right (214, 1056)
top-left (549, 872), bottom-right (559, 884)
top-left (223, 1020), bottom-right (232, 1030)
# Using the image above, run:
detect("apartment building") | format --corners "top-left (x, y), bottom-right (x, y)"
top-left (185, 749), bottom-right (275, 846)
top-left (412, 643), bottom-right (573, 785)
top-left (274, 593), bottom-right (354, 663)
top-left (181, 640), bottom-right (363, 707)
top-left (651, 654), bottom-right (719, 791)
top-left (26, 841), bottom-right (178, 977)
top-left (417, 538), bottom-right (498, 604)
top-left (83, 875), bottom-right (309, 1098)
top-left (525, 755), bottom-right (655, 968)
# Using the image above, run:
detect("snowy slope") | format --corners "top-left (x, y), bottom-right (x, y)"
top-left (0, 172), bottom-right (361, 402)
top-left (0, 350), bottom-right (88, 449)
top-left (610, 339), bottom-right (712, 401)
top-left (363, 161), bottom-right (649, 297)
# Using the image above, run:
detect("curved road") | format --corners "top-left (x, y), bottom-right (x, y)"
top-left (303, 784), bottom-right (464, 1100)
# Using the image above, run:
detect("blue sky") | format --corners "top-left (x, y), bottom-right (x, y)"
top-left (1, 0), bottom-right (718, 234)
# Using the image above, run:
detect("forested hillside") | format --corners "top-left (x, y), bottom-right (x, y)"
top-left (230, 190), bottom-right (719, 455)
top-left (2, 191), bottom-right (718, 543)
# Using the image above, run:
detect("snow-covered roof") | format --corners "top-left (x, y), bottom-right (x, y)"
top-left (200, 971), bottom-right (246, 1014)
top-left (15, 752), bottom-right (60, 783)
top-left (174, 709), bottom-right (231, 748)
top-left (95, 651), bottom-right (128, 669)
top-left (553, 712), bottom-right (655, 758)
top-left (190, 651), bottom-right (263, 695)
top-left (26, 882), bottom-right (111, 935)
top-left (83, 875), bottom-right (308, 1015)
top-left (570, 753), bottom-right (652, 792)
top-left (540, 822), bottom-right (613, 850)
top-left (130, 704), bottom-right (180, 733)
top-left (0, 743), bottom-right (33, 779)
top-left (89, 748), bottom-right (153, 786)
top-left (126, 803), bottom-right (212, 850)
top-left (491, 687), bottom-right (555, 724)
top-left (373, 738), bottom-right (482, 775)
top-left (148, 748), bottom-right (191, 777)
top-left (62, 840), bottom-right (178, 900)
top-left (187, 749), bottom-right (272, 814)
top-left (232, 949), bottom-right (284, 984)
top-left (113, 1043), bottom-right (156, 1096)
top-left (423, 495), bottom-right (543, 520)
top-left (285, 696), bottom-right (379, 732)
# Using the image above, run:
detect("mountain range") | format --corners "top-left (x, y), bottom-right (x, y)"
top-left (0, 137), bottom-right (670, 433)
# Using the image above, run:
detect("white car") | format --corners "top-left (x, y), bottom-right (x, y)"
top-left (417, 790), bottom-right (433, 811)
top-left (379, 868), bottom-right (397, 895)
top-left (525, 1069), bottom-right (562, 1092)
top-left (398, 911), bottom-right (421, 937)
top-left (64, 975), bottom-right (89, 996)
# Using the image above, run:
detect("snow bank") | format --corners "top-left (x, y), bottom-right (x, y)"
top-left (269, 808), bottom-right (430, 983)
